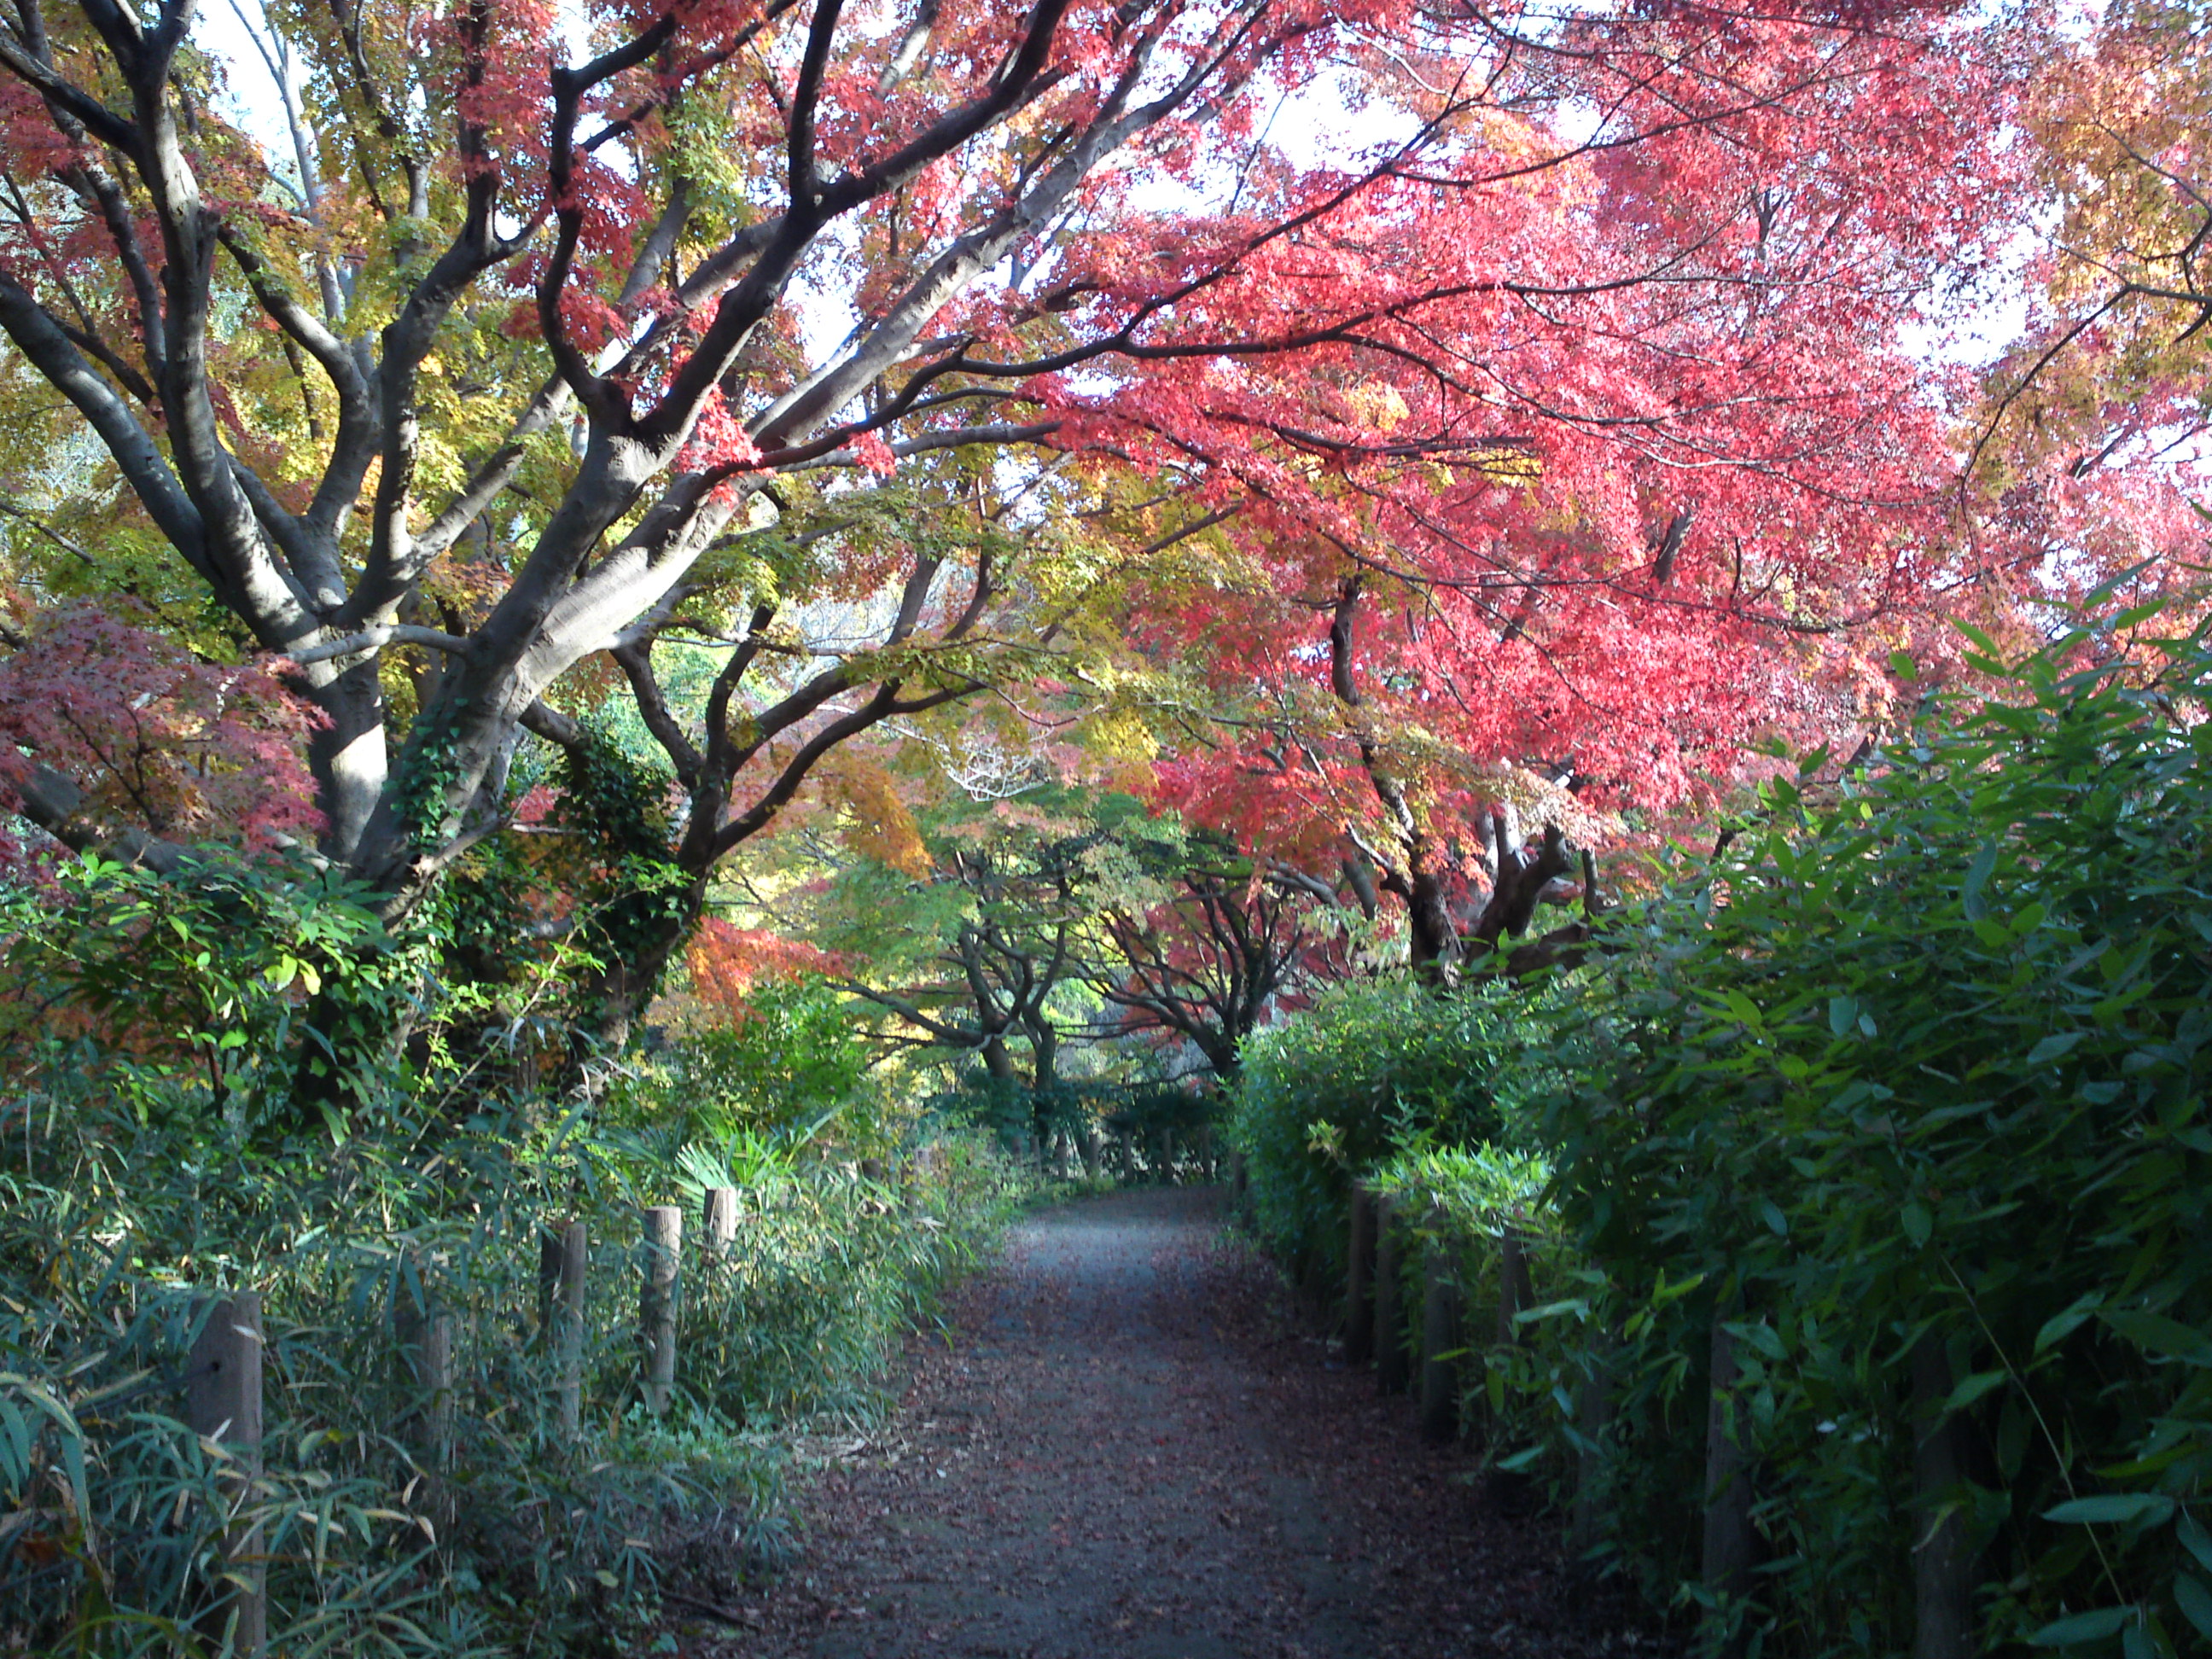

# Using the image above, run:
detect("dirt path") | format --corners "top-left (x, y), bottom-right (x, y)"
top-left (684, 1188), bottom-right (1658, 1659)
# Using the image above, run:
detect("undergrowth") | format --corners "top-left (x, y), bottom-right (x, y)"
top-left (1231, 623), bottom-right (2212, 1656)
top-left (0, 1033), bottom-right (1026, 1656)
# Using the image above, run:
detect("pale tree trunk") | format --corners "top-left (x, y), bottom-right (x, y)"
top-left (0, 0), bottom-right (1261, 928)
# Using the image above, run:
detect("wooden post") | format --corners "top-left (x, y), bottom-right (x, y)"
top-left (550, 1218), bottom-right (586, 1437)
top-left (1296, 1236), bottom-right (1326, 1313)
top-left (1418, 1236), bottom-right (1462, 1444)
top-left (1912, 1334), bottom-right (1977, 1659)
top-left (1494, 1226), bottom-right (1536, 1350)
top-left (1344, 1187), bottom-right (1377, 1366)
top-left (1571, 1328), bottom-right (1615, 1554)
top-left (1702, 1312), bottom-right (1757, 1644)
top-left (426, 1313), bottom-right (454, 1462)
top-left (537, 1222), bottom-right (564, 1343)
top-left (641, 1205), bottom-right (682, 1414)
top-left (394, 1294), bottom-right (456, 1467)
top-left (1374, 1196), bottom-right (1410, 1395)
top-left (703, 1186), bottom-right (738, 1257)
top-left (905, 1143), bottom-right (940, 1209)
top-left (188, 1293), bottom-right (265, 1659)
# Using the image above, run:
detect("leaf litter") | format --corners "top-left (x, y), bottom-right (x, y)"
top-left (663, 1187), bottom-right (1668, 1658)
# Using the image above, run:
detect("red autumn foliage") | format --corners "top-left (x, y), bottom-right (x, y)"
top-left (0, 605), bottom-right (323, 870)
top-left (684, 915), bottom-right (850, 1022)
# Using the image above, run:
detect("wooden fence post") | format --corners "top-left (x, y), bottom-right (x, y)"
top-left (1566, 1327), bottom-right (1619, 1557)
top-left (394, 1294), bottom-right (455, 1468)
top-left (1374, 1196), bottom-right (1410, 1395)
top-left (550, 1218), bottom-right (587, 1437)
top-left (1344, 1187), bottom-right (1377, 1365)
top-left (1703, 1309), bottom-right (1758, 1648)
top-left (641, 1206), bottom-right (682, 1414)
top-left (537, 1223), bottom-right (563, 1342)
top-left (1571, 1326), bottom-right (1615, 1555)
top-left (703, 1186), bottom-right (738, 1257)
top-left (1419, 1234), bottom-right (1462, 1444)
top-left (1912, 1334), bottom-right (1977, 1659)
top-left (1494, 1225), bottom-right (1535, 1350)
top-left (905, 1143), bottom-right (940, 1210)
top-left (188, 1292), bottom-right (265, 1659)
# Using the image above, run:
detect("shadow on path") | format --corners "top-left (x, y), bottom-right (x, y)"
top-left (702, 1187), bottom-right (1656, 1659)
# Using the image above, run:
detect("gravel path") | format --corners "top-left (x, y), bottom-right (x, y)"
top-left (679, 1187), bottom-right (1659, 1659)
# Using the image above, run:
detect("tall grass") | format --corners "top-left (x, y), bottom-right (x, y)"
top-left (0, 1039), bottom-right (1025, 1656)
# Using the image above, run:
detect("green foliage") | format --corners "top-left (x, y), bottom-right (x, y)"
top-left (1228, 624), bottom-right (2212, 1656)
top-left (546, 726), bottom-right (696, 990)
top-left (0, 852), bottom-right (421, 1129)
top-left (434, 836), bottom-right (544, 993)
top-left (0, 862), bottom-right (1027, 1656)
top-left (670, 1133), bottom-right (1024, 1423)
top-left (1521, 630), bottom-right (2212, 1654)
top-left (0, 1056), bottom-right (1020, 1656)
top-left (1370, 1144), bottom-right (1553, 1242)
top-left (1227, 977), bottom-right (1540, 1284)
top-left (621, 979), bottom-right (874, 1145)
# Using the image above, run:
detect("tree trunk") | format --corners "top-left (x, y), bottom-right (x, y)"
top-left (1912, 1334), bottom-right (1978, 1659)
top-left (307, 655), bottom-right (390, 868)
top-left (1406, 867), bottom-right (1458, 984)
top-left (572, 880), bottom-right (707, 1057)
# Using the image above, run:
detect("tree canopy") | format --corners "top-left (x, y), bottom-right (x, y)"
top-left (0, 0), bottom-right (2203, 1048)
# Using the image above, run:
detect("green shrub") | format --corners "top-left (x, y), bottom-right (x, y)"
top-left (1367, 1143), bottom-right (1575, 1421)
top-left (0, 851), bottom-right (423, 1131)
top-left (1228, 976), bottom-right (1540, 1287)
top-left (1522, 631), bottom-right (2212, 1654)
top-left (1226, 626), bottom-right (2212, 1657)
top-left (630, 978), bottom-right (874, 1145)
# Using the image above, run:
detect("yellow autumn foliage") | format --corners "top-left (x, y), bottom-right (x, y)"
top-left (821, 759), bottom-right (932, 876)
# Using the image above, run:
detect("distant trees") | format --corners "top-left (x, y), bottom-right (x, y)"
top-left (1086, 826), bottom-right (1327, 1081)
top-left (783, 777), bottom-right (1334, 1090)
top-left (841, 830), bottom-right (1083, 1092)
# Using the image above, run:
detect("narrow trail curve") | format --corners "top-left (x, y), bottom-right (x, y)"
top-left (710, 1188), bottom-right (1656, 1659)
